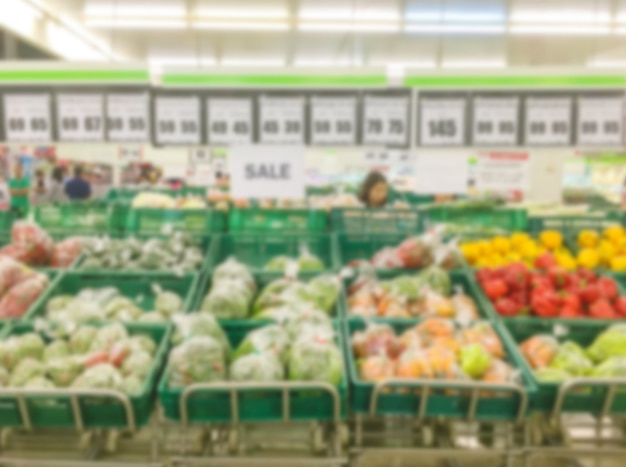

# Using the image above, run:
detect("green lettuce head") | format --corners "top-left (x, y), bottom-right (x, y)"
top-left (549, 341), bottom-right (593, 376)
top-left (70, 326), bottom-right (98, 354)
top-left (167, 336), bottom-right (226, 387)
top-left (233, 325), bottom-right (291, 364)
top-left (591, 357), bottom-right (626, 377)
top-left (155, 290), bottom-right (183, 318)
top-left (288, 337), bottom-right (343, 385)
top-left (534, 367), bottom-right (571, 382)
top-left (230, 352), bottom-right (284, 382)
top-left (43, 340), bottom-right (71, 363)
top-left (9, 358), bottom-right (45, 387)
top-left (587, 327), bottom-right (626, 363)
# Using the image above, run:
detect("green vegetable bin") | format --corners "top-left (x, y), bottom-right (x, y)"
top-left (23, 271), bottom-right (199, 322)
top-left (503, 320), bottom-right (626, 415)
top-left (32, 202), bottom-right (120, 236)
top-left (526, 214), bottom-right (618, 239)
top-left (158, 321), bottom-right (347, 423)
top-left (228, 207), bottom-right (329, 234)
top-left (332, 207), bottom-right (422, 234)
top-left (126, 208), bottom-right (226, 236)
top-left (347, 319), bottom-right (535, 421)
top-left (0, 210), bottom-right (16, 238)
top-left (207, 233), bottom-right (339, 274)
top-left (0, 322), bottom-right (170, 429)
top-left (422, 205), bottom-right (527, 232)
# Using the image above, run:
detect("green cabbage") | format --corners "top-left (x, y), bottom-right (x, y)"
top-left (24, 376), bottom-right (55, 388)
top-left (72, 364), bottom-right (124, 390)
top-left (534, 367), bottom-right (571, 382)
top-left (233, 325), bottom-right (291, 364)
top-left (288, 338), bottom-right (342, 385)
top-left (70, 327), bottom-right (98, 354)
top-left (300, 275), bottom-right (340, 314)
top-left (550, 341), bottom-right (593, 376)
top-left (47, 356), bottom-right (84, 387)
top-left (121, 375), bottom-right (143, 395)
top-left (155, 290), bottom-right (183, 318)
top-left (9, 358), bottom-right (45, 387)
top-left (264, 255), bottom-right (291, 272)
top-left (587, 327), bottom-right (626, 363)
top-left (90, 324), bottom-right (129, 353)
top-left (230, 352), bottom-right (284, 382)
top-left (590, 357), bottom-right (626, 377)
top-left (43, 340), bottom-right (71, 363)
top-left (171, 314), bottom-right (230, 356)
top-left (417, 266), bottom-right (451, 296)
top-left (201, 279), bottom-right (251, 319)
top-left (298, 250), bottom-right (324, 271)
top-left (168, 336), bottom-right (226, 387)
top-left (214, 257), bottom-right (255, 291)
top-left (129, 336), bottom-right (157, 356)
top-left (121, 351), bottom-right (152, 379)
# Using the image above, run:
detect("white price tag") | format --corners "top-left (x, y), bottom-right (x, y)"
top-left (155, 96), bottom-right (201, 145)
top-left (229, 145), bottom-right (305, 200)
top-left (207, 98), bottom-right (253, 145)
top-left (472, 97), bottom-right (519, 146)
top-left (106, 93), bottom-right (150, 142)
top-left (525, 97), bottom-right (572, 146)
top-left (259, 96), bottom-right (304, 144)
top-left (419, 98), bottom-right (466, 146)
top-left (3, 94), bottom-right (51, 142)
top-left (310, 96), bottom-right (356, 145)
top-left (57, 93), bottom-right (104, 141)
top-left (363, 95), bottom-right (409, 146)
top-left (577, 96), bottom-right (623, 146)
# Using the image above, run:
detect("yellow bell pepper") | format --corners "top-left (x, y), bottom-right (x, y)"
top-left (577, 248), bottom-right (600, 269)
top-left (461, 243), bottom-right (479, 263)
top-left (577, 230), bottom-right (599, 249)
top-left (491, 236), bottom-right (511, 254)
top-left (475, 241), bottom-right (492, 256)
top-left (556, 253), bottom-right (577, 271)
top-left (540, 230), bottom-right (563, 250)
top-left (520, 242), bottom-right (540, 261)
top-left (599, 241), bottom-right (617, 265)
top-left (604, 225), bottom-right (625, 244)
top-left (610, 256), bottom-right (626, 272)
top-left (510, 232), bottom-right (531, 248)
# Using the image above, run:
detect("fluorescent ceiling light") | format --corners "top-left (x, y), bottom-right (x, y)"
top-left (299, 22), bottom-right (399, 33)
top-left (1, 0), bottom-right (42, 37)
top-left (405, 23), bottom-right (504, 34)
top-left (85, 18), bottom-right (186, 29)
top-left (383, 61), bottom-right (436, 69)
top-left (299, 8), bottom-right (399, 20)
top-left (194, 21), bottom-right (288, 31)
top-left (196, 7), bottom-right (287, 19)
top-left (442, 60), bottom-right (505, 69)
top-left (588, 60), bottom-right (626, 68)
top-left (293, 59), bottom-right (354, 67)
top-left (613, 27), bottom-right (626, 34)
top-left (84, 5), bottom-right (185, 17)
top-left (47, 23), bottom-right (107, 61)
top-left (59, 14), bottom-right (112, 56)
top-left (510, 25), bottom-right (609, 35)
top-left (511, 10), bottom-right (610, 23)
top-left (221, 58), bottom-right (284, 67)
top-left (405, 11), bottom-right (503, 22)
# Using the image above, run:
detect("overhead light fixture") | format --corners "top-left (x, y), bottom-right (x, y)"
top-left (85, 18), bottom-right (186, 29)
top-left (221, 58), bottom-right (284, 67)
top-left (383, 61), bottom-right (436, 69)
top-left (613, 27), bottom-right (626, 34)
top-left (293, 59), bottom-right (354, 67)
top-left (196, 7), bottom-right (287, 19)
top-left (405, 11), bottom-right (504, 23)
top-left (84, 5), bottom-right (185, 18)
top-left (1, 0), bottom-right (42, 37)
top-left (510, 25), bottom-right (610, 35)
top-left (299, 22), bottom-right (400, 33)
top-left (405, 23), bottom-right (504, 34)
top-left (299, 9), bottom-right (399, 21)
top-left (442, 60), bottom-right (506, 69)
top-left (47, 23), bottom-right (107, 61)
top-left (511, 10), bottom-right (610, 23)
top-left (194, 21), bottom-right (288, 31)
top-left (588, 60), bottom-right (626, 68)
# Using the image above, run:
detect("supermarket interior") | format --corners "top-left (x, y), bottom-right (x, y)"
top-left (5, 1), bottom-right (626, 466)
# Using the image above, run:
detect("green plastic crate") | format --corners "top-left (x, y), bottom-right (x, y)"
top-left (0, 322), bottom-right (171, 429)
top-left (347, 319), bottom-right (534, 420)
top-left (158, 321), bottom-right (347, 423)
top-left (126, 208), bottom-right (226, 236)
top-left (24, 271), bottom-right (199, 322)
top-left (0, 210), bottom-right (16, 236)
top-left (526, 214), bottom-right (617, 238)
top-left (229, 208), bottom-right (328, 234)
top-left (193, 272), bottom-right (346, 325)
top-left (342, 269), bottom-right (489, 322)
top-left (207, 234), bottom-right (339, 274)
top-left (332, 207), bottom-right (422, 234)
top-left (33, 202), bottom-right (117, 235)
top-left (422, 205), bottom-right (527, 232)
top-left (503, 320), bottom-right (626, 415)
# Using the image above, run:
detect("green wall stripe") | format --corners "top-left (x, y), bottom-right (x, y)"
top-left (404, 75), bottom-right (626, 88)
top-left (0, 70), bottom-right (149, 83)
top-left (162, 74), bottom-right (387, 87)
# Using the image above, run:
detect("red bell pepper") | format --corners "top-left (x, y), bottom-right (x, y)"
top-left (531, 289), bottom-right (561, 318)
top-left (483, 278), bottom-right (508, 300)
top-left (580, 283), bottom-right (601, 304)
top-left (534, 252), bottom-right (557, 270)
top-left (613, 296), bottom-right (626, 317)
top-left (589, 299), bottom-right (618, 320)
top-left (597, 277), bottom-right (618, 300)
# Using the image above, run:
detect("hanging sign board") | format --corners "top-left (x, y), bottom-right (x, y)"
top-left (259, 96), bottom-right (304, 144)
top-left (107, 93), bottom-right (150, 142)
top-left (310, 96), bottom-right (357, 145)
top-left (472, 96), bottom-right (519, 146)
top-left (576, 96), bottom-right (624, 147)
top-left (154, 95), bottom-right (201, 145)
top-left (362, 95), bottom-right (409, 146)
top-left (472, 151), bottom-right (530, 192)
top-left (207, 98), bottom-right (253, 145)
top-left (56, 93), bottom-right (104, 142)
top-left (524, 97), bottom-right (572, 146)
top-left (415, 152), bottom-right (469, 194)
top-left (3, 93), bottom-right (52, 142)
top-left (229, 145), bottom-right (305, 199)
top-left (419, 97), bottom-right (466, 147)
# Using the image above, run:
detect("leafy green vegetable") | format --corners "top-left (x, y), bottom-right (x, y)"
top-left (587, 327), bottom-right (626, 363)
top-left (47, 356), bottom-right (84, 387)
top-left (288, 336), bottom-right (343, 385)
top-left (550, 341), bottom-right (593, 376)
top-left (72, 364), bottom-right (124, 390)
top-left (9, 358), bottom-right (45, 387)
top-left (155, 290), bottom-right (183, 318)
top-left (233, 325), bottom-right (290, 364)
top-left (43, 340), bottom-right (70, 363)
top-left (168, 336), bottom-right (226, 387)
top-left (230, 352), bottom-right (284, 382)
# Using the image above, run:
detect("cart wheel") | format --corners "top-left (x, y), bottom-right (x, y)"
top-left (106, 430), bottom-right (120, 454)
top-left (228, 428), bottom-right (238, 454)
top-left (311, 425), bottom-right (325, 454)
top-left (0, 428), bottom-right (12, 449)
top-left (79, 431), bottom-right (94, 450)
top-left (422, 424), bottom-right (433, 447)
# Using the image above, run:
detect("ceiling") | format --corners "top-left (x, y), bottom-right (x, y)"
top-left (8, 0), bottom-right (626, 70)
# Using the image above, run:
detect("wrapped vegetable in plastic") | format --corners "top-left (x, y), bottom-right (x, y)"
top-left (0, 256), bottom-right (36, 297)
top-left (288, 335), bottom-right (343, 385)
top-left (395, 235), bottom-right (434, 269)
top-left (154, 290), bottom-right (183, 318)
top-left (103, 296), bottom-right (143, 322)
top-left (452, 291), bottom-right (479, 322)
top-left (90, 324), bottom-right (128, 353)
top-left (300, 275), bottom-right (340, 314)
top-left (47, 356), bottom-right (84, 387)
top-left (396, 347), bottom-right (433, 378)
top-left (70, 326), bottom-right (98, 354)
top-left (129, 336), bottom-right (157, 356)
top-left (371, 247), bottom-right (404, 269)
top-left (9, 221), bottom-right (54, 266)
top-left (72, 364), bottom-right (124, 390)
top-left (213, 257), bottom-right (255, 291)
top-left (460, 322), bottom-right (504, 358)
top-left (121, 351), bottom-right (152, 379)
top-left (590, 357), bottom-right (626, 377)
top-left (359, 354), bottom-right (395, 382)
top-left (264, 255), bottom-right (291, 272)
top-left (550, 341), bottom-right (593, 376)
top-left (417, 266), bottom-right (451, 296)
top-left (0, 274), bottom-right (48, 319)
top-left (414, 319), bottom-right (456, 342)
top-left (43, 340), bottom-right (70, 363)
top-left (201, 279), bottom-right (251, 319)
top-left (534, 367), bottom-right (571, 382)
top-left (168, 336), bottom-right (226, 387)
top-left (138, 312), bottom-right (166, 323)
top-left (424, 345), bottom-right (461, 379)
top-left (9, 358), bottom-right (45, 387)
top-left (460, 344), bottom-right (492, 379)
top-left (171, 314), bottom-right (230, 356)
top-left (230, 352), bottom-right (284, 382)
top-left (24, 376), bottom-right (55, 388)
top-left (352, 323), bottom-right (404, 359)
top-left (121, 375), bottom-right (143, 395)
top-left (297, 247), bottom-right (324, 271)
top-left (482, 359), bottom-right (516, 384)
top-left (233, 325), bottom-right (290, 364)
top-left (283, 307), bottom-right (333, 340)
top-left (587, 326), bottom-right (626, 363)
top-left (50, 238), bottom-right (82, 268)
top-left (520, 335), bottom-right (559, 369)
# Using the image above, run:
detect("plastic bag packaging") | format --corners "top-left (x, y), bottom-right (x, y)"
top-left (168, 336), bottom-right (226, 387)
top-left (253, 278), bottom-right (297, 314)
top-left (138, 312), bottom-right (166, 323)
top-left (421, 290), bottom-right (455, 318)
top-left (352, 323), bottom-right (404, 359)
top-left (70, 326), bottom-right (98, 354)
top-left (359, 354), bottom-right (395, 382)
top-left (9, 358), bottom-right (45, 387)
top-left (297, 245), bottom-right (324, 271)
top-left (47, 356), bottom-right (84, 387)
top-left (534, 367), bottom-right (571, 382)
top-left (396, 347), bottom-right (434, 378)
top-left (417, 265), bottom-right (451, 296)
top-left (43, 340), bottom-right (70, 363)
top-left (0, 256), bottom-right (36, 297)
top-left (230, 352), bottom-right (284, 382)
top-left (452, 290), bottom-right (479, 323)
top-left (288, 336), bottom-right (343, 385)
top-left (414, 318), bottom-right (457, 343)
top-left (121, 375), bottom-right (143, 395)
top-left (129, 336), bottom-right (157, 356)
top-left (171, 314), bottom-right (230, 356)
top-left (348, 288), bottom-right (378, 317)
top-left (591, 356), bottom-right (626, 377)
top-left (550, 341), bottom-right (593, 376)
top-left (587, 326), bottom-right (626, 363)
top-left (395, 235), bottom-right (434, 269)
top-left (519, 335), bottom-right (559, 369)
top-left (24, 376), bottom-right (55, 388)
top-left (90, 324), bottom-right (129, 353)
top-left (283, 307), bottom-right (332, 339)
top-left (0, 338), bottom-right (27, 371)
top-left (50, 238), bottom-right (83, 268)
top-left (424, 345), bottom-right (459, 379)
top-left (263, 255), bottom-right (291, 272)
top-left (154, 289), bottom-right (183, 318)
top-left (233, 324), bottom-right (290, 364)
top-left (72, 363), bottom-right (124, 390)
top-left (121, 351), bottom-right (152, 379)
top-left (371, 247), bottom-right (404, 269)
top-left (300, 274), bottom-right (341, 314)
top-left (481, 359), bottom-right (517, 384)
top-left (201, 279), bottom-right (251, 319)
top-left (9, 221), bottom-right (54, 266)
top-left (0, 274), bottom-right (49, 319)
top-left (213, 257), bottom-right (255, 291)
top-left (460, 322), bottom-right (504, 358)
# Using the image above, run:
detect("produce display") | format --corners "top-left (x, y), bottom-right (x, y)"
top-left (132, 192), bottom-right (206, 209)
top-left (166, 314), bottom-right (342, 386)
top-left (263, 247), bottom-right (325, 273)
top-left (477, 263), bottom-right (625, 319)
top-left (0, 256), bottom-right (49, 320)
top-left (520, 325), bottom-right (626, 381)
top-left (352, 320), bottom-right (515, 384)
top-left (0, 324), bottom-right (159, 394)
top-left (0, 221), bottom-right (82, 268)
top-left (79, 232), bottom-right (204, 272)
top-left (347, 266), bottom-right (479, 320)
top-left (42, 286), bottom-right (184, 325)
top-left (574, 225), bottom-right (626, 271)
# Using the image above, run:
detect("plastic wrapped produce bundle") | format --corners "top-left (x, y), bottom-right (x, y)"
top-left (352, 323), bottom-right (404, 360)
top-left (550, 341), bottom-right (593, 377)
top-left (138, 312), bottom-right (167, 323)
top-left (213, 257), bottom-right (255, 291)
top-left (297, 247), bottom-right (325, 271)
top-left (154, 290), bottom-right (183, 318)
top-left (264, 255), bottom-right (291, 272)
top-left (50, 238), bottom-right (83, 268)
top-left (300, 275), bottom-right (341, 315)
top-left (0, 367), bottom-right (8, 386)
top-left (519, 335), bottom-right (559, 369)
top-left (129, 336), bottom-right (157, 356)
top-left (103, 296), bottom-right (143, 321)
top-left (70, 326), bottom-right (98, 354)
top-left (253, 278), bottom-right (296, 314)
top-left (171, 314), bottom-right (230, 355)
top-left (587, 326), bottom-right (626, 363)
top-left (43, 340), bottom-right (71, 363)
top-left (591, 357), bottom-right (626, 377)
top-left (121, 351), bottom-right (152, 379)
top-left (47, 356), bottom-right (84, 387)
top-left (359, 354), bottom-right (396, 382)
top-left (8, 221), bottom-right (55, 266)
top-left (72, 364), bottom-right (124, 390)
top-left (90, 324), bottom-right (129, 353)
top-left (230, 352), bottom-right (284, 382)
top-left (0, 338), bottom-right (26, 371)
top-left (233, 325), bottom-right (290, 364)
top-left (201, 279), bottom-right (251, 319)
top-left (24, 376), bottom-right (55, 388)
top-left (121, 375), bottom-right (143, 395)
top-left (288, 335), bottom-right (343, 385)
top-left (9, 358), bottom-right (45, 387)
top-left (0, 274), bottom-right (49, 319)
top-left (168, 336), bottom-right (226, 387)
top-left (283, 307), bottom-right (333, 340)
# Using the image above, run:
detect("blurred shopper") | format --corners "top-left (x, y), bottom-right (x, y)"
top-left (0, 176), bottom-right (11, 211)
top-left (64, 166), bottom-right (91, 201)
top-left (9, 163), bottom-right (30, 217)
top-left (33, 169), bottom-right (47, 204)
top-left (47, 167), bottom-right (66, 203)
top-left (358, 171), bottom-right (389, 208)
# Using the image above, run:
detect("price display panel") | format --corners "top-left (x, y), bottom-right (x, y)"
top-left (577, 96), bottom-right (624, 147)
top-left (56, 93), bottom-right (104, 142)
top-left (259, 96), bottom-right (304, 144)
top-left (3, 93), bottom-right (51, 142)
top-left (419, 97), bottom-right (466, 146)
top-left (310, 96), bottom-right (357, 145)
top-left (472, 96), bottom-right (519, 146)
top-left (106, 93), bottom-right (150, 142)
top-left (207, 98), bottom-right (253, 145)
top-left (362, 95), bottom-right (409, 146)
top-left (154, 95), bottom-right (201, 145)
top-left (524, 97), bottom-right (572, 146)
